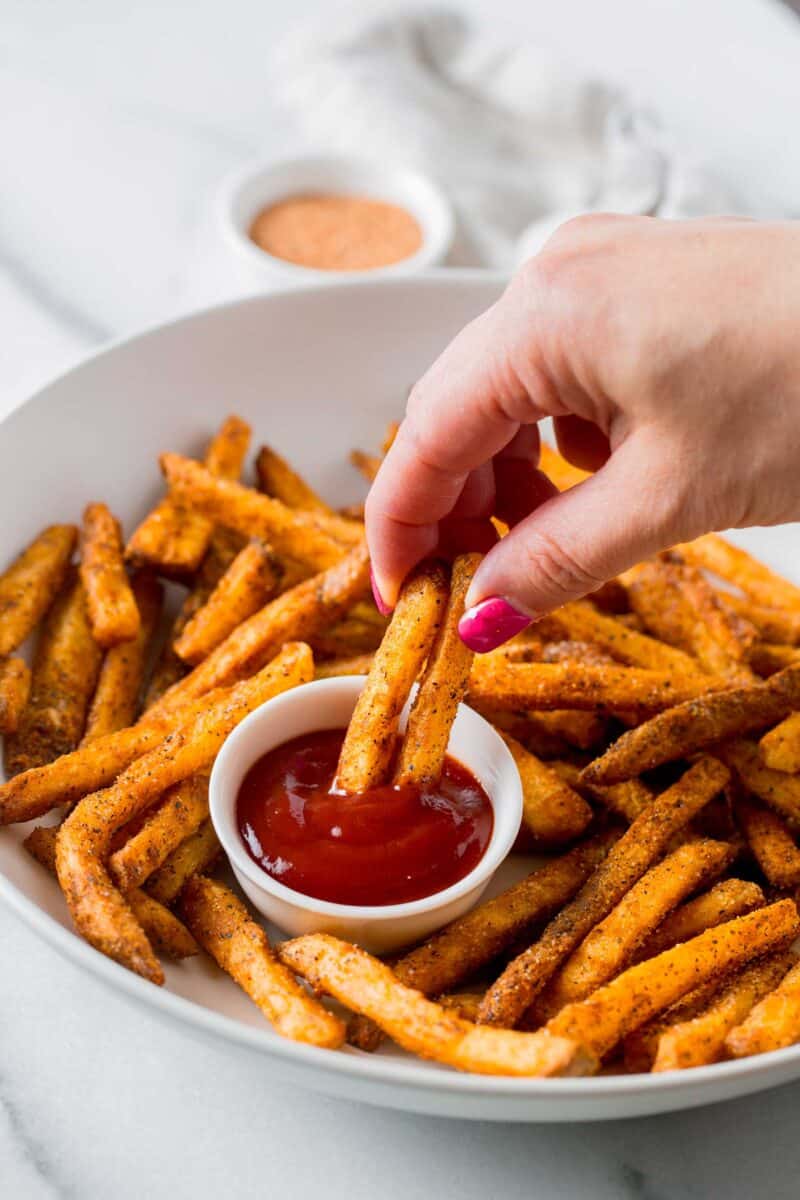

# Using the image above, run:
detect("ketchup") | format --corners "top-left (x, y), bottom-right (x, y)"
top-left (236, 729), bottom-right (493, 907)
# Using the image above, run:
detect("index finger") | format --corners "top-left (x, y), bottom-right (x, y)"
top-left (365, 297), bottom-right (546, 607)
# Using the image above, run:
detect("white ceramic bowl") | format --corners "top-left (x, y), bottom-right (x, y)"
top-left (2, 275), bottom-right (800, 1120)
top-left (218, 154), bottom-right (455, 288)
top-left (210, 677), bottom-right (522, 954)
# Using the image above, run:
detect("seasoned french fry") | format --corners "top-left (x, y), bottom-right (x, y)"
top-left (79, 503), bottom-right (140, 647)
top-left (759, 711), bottom-right (800, 774)
top-left (622, 978), bottom-right (737, 1073)
top-left (653, 952), bottom-right (794, 1072)
top-left (394, 554), bottom-right (479, 786)
top-left (546, 600), bottom-right (703, 675)
top-left (161, 453), bottom-right (358, 570)
top-left (109, 773), bottom-right (210, 892)
top-left (478, 756), bottom-right (730, 1027)
top-left (436, 993), bottom-right (486, 1022)
top-left (722, 593), bottom-right (800, 646)
top-left (725, 955), bottom-right (800, 1058)
top-left (0, 524), bottom-right (77, 656)
top-left (668, 557), bottom-right (757, 681)
top-left (538, 839), bottom-right (735, 1014)
top-left (126, 416), bottom-right (251, 578)
top-left (549, 762), bottom-right (654, 824)
top-left (545, 900), bottom-right (799, 1062)
top-left (635, 878), bottom-right (765, 962)
top-left (5, 574), bottom-right (102, 776)
top-left (280, 934), bottom-right (593, 1077)
top-left (350, 448), bottom-right (382, 483)
top-left (336, 561), bottom-right (448, 793)
top-left (173, 542), bottom-right (281, 665)
top-left (149, 542), bottom-right (370, 715)
top-left (314, 653), bottom-right (374, 679)
top-left (468, 658), bottom-right (718, 721)
top-left (24, 824), bottom-right (198, 960)
top-left (539, 443), bottom-right (590, 491)
top-left (83, 573), bottom-right (163, 742)
top-left (746, 643), bottom-right (800, 677)
top-left (255, 444), bottom-right (334, 515)
top-left (55, 643), bottom-right (313, 981)
top-left (181, 876), bottom-right (344, 1048)
top-left (530, 709), bottom-right (609, 751)
top-left (145, 819), bottom-right (220, 906)
top-left (143, 528), bottom-right (244, 709)
top-left (677, 533), bottom-right (800, 612)
top-left (718, 738), bottom-right (800, 824)
top-left (499, 733), bottom-right (592, 845)
top-left (735, 797), bottom-right (800, 889)
top-left (0, 657), bottom-right (31, 735)
top-left (581, 662), bottom-right (800, 785)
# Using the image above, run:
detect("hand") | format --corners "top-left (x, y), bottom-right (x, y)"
top-left (365, 215), bottom-right (800, 650)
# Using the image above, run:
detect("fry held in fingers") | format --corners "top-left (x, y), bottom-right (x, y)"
top-left (181, 876), bottom-right (344, 1048)
top-left (0, 524), bottom-right (76, 656)
top-left (336, 560), bottom-right (448, 793)
top-left (80, 503), bottom-right (140, 647)
top-left (281, 934), bottom-right (593, 1077)
top-left (174, 541), bottom-right (281, 665)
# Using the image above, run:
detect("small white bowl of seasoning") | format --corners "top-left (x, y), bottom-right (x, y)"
top-left (217, 154), bottom-right (455, 288)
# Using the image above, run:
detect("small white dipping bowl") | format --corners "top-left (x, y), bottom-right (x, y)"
top-left (209, 676), bottom-right (522, 954)
top-left (217, 154), bottom-right (455, 290)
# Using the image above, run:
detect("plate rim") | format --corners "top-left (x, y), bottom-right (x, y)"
top-left (2, 273), bottom-right (800, 1108)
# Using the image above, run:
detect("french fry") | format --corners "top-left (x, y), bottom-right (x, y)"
top-left (735, 797), bottom-right (800, 889)
top-left (160, 453), bottom-right (358, 571)
top-left (314, 653), bottom-right (374, 679)
top-left (181, 876), bottom-right (344, 1048)
top-left (635, 878), bottom-right (765, 962)
top-left (109, 773), bottom-right (210, 892)
top-left (173, 542), bottom-right (281, 665)
top-left (676, 533), bottom-right (800, 612)
top-left (530, 709), bottom-right (609, 751)
top-left (0, 657), bottom-right (31, 735)
top-left (143, 528), bottom-right (245, 709)
top-left (309, 614), bottom-right (386, 659)
top-left (394, 554), bottom-right (479, 786)
top-left (747, 643), bottom-right (800, 677)
top-left (79, 503), bottom-right (140, 647)
top-left (336, 561), bottom-right (448, 793)
top-left (55, 643), bottom-right (313, 981)
top-left (145, 819), bottom-right (220, 906)
top-left (545, 899), bottom-right (799, 1062)
top-left (538, 839), bottom-right (735, 1015)
top-left (437, 993), bottom-right (486, 1022)
top-left (652, 952), bottom-right (794, 1072)
top-left (549, 762), bottom-right (654, 824)
top-left (580, 662), bottom-right (800, 785)
top-left (149, 542), bottom-right (370, 715)
top-left (0, 524), bottom-right (77, 656)
top-left (725, 956), bottom-right (800, 1058)
top-left (24, 825), bottom-right (198, 960)
top-left (539, 443), bottom-right (590, 491)
top-left (759, 711), bottom-right (800, 774)
top-left (350, 448), bottom-right (382, 483)
top-left (478, 756), bottom-right (730, 1027)
top-left (718, 739), bottom-right (800, 824)
top-left (546, 600), bottom-right (703, 675)
top-left (126, 415), bottom-right (251, 578)
top-left (255, 444), bottom-right (334, 515)
top-left (499, 733), bottom-right (592, 845)
top-left (5, 574), bottom-right (102, 776)
top-left (722, 593), bottom-right (800, 646)
top-left (468, 658), bottom-right (718, 721)
top-left (280, 934), bottom-right (593, 1077)
top-left (82, 573), bottom-right (163, 742)
top-left (667, 557), bottom-right (758, 681)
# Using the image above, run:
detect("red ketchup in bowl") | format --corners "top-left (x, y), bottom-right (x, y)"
top-left (235, 729), bottom-right (493, 907)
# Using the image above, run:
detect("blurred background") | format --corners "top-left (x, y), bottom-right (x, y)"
top-left (2, 0), bottom-right (799, 404)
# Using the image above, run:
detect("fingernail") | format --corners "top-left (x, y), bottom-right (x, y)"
top-left (370, 566), bottom-right (393, 617)
top-left (458, 596), bottom-right (533, 653)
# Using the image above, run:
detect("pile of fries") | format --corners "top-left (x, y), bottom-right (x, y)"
top-left (5, 413), bottom-right (800, 1079)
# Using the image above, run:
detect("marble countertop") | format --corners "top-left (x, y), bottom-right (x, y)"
top-left (2, 2), bottom-right (800, 1197)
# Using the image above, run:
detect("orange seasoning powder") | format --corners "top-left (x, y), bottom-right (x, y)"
top-left (250, 193), bottom-right (423, 271)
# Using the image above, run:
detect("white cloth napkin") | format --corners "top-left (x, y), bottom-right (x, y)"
top-left (271, 5), bottom-right (741, 269)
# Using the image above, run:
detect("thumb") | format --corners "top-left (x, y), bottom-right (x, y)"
top-left (459, 432), bottom-right (685, 652)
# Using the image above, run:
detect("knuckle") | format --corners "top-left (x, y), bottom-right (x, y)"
top-left (519, 529), bottom-right (606, 600)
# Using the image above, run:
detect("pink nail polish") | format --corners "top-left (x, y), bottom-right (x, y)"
top-left (370, 566), bottom-right (393, 617)
top-left (458, 596), bottom-right (532, 653)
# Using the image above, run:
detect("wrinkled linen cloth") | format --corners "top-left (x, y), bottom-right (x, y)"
top-left (271, 4), bottom-right (740, 268)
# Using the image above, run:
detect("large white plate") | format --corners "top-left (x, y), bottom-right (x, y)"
top-left (2, 273), bottom-right (800, 1122)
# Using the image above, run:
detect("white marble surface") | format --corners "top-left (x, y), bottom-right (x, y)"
top-left (2, 2), bottom-right (800, 1196)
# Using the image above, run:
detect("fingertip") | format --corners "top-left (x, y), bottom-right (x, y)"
top-left (458, 596), bottom-right (533, 653)
top-left (370, 565), bottom-right (394, 616)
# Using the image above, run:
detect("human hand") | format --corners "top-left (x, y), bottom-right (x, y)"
top-left (365, 215), bottom-right (800, 650)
